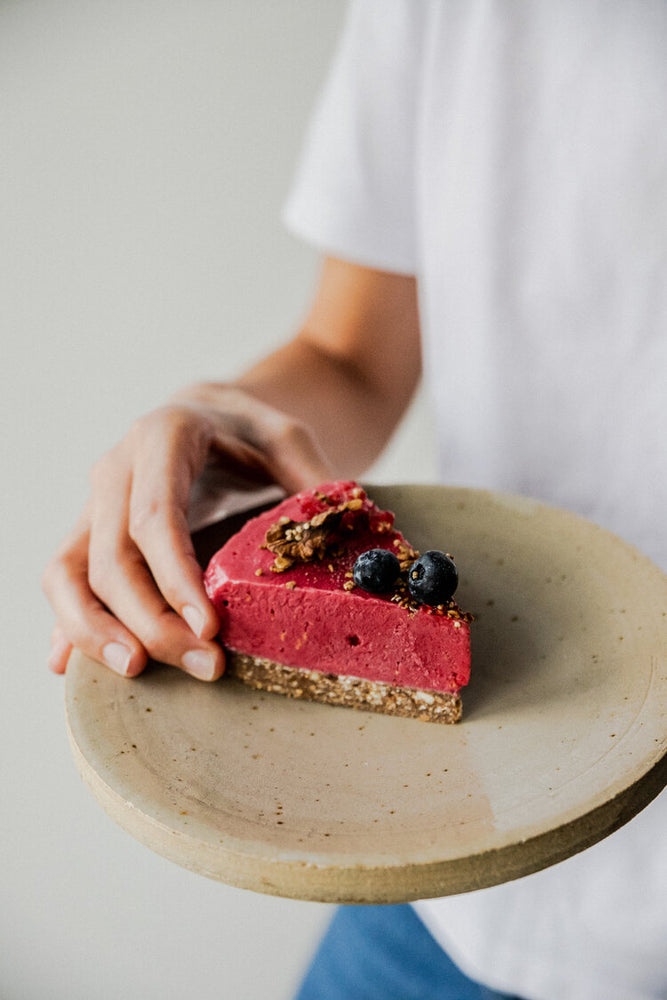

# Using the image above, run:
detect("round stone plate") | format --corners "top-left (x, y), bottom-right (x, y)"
top-left (65, 485), bottom-right (667, 903)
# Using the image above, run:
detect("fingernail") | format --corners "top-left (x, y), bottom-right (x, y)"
top-left (182, 604), bottom-right (205, 638)
top-left (103, 641), bottom-right (132, 675)
top-left (181, 648), bottom-right (217, 681)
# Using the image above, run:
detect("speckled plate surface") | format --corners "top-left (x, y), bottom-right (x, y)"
top-left (65, 485), bottom-right (667, 903)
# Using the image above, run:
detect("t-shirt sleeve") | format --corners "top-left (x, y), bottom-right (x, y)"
top-left (283, 0), bottom-right (425, 275)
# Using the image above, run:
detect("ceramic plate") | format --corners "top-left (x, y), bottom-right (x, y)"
top-left (65, 485), bottom-right (667, 902)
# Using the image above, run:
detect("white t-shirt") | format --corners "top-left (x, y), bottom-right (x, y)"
top-left (284, 2), bottom-right (667, 998)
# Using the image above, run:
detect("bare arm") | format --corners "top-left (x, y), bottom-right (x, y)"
top-left (236, 256), bottom-right (421, 475)
top-left (42, 258), bottom-right (421, 680)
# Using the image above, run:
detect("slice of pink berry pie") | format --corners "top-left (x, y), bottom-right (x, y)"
top-left (204, 482), bottom-right (472, 723)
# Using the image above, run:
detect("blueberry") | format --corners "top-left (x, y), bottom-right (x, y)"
top-left (353, 549), bottom-right (401, 593)
top-left (407, 550), bottom-right (458, 605)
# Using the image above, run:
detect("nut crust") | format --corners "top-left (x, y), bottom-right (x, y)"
top-left (227, 653), bottom-right (462, 724)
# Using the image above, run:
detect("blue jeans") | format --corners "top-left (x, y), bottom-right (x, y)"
top-left (295, 904), bottom-right (521, 1000)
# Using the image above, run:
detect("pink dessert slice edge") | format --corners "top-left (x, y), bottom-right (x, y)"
top-left (204, 481), bottom-right (471, 723)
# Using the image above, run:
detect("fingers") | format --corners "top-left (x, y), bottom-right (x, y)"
top-left (86, 445), bottom-right (224, 679)
top-left (47, 625), bottom-right (72, 675)
top-left (250, 413), bottom-right (333, 493)
top-left (42, 518), bottom-right (149, 678)
top-left (124, 414), bottom-right (221, 641)
top-left (121, 398), bottom-right (331, 650)
top-left (89, 548), bottom-right (224, 681)
top-left (204, 388), bottom-right (334, 494)
top-left (43, 470), bottom-right (224, 682)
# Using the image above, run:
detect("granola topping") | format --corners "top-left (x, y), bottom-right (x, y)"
top-left (260, 486), bottom-right (472, 623)
top-left (263, 497), bottom-right (366, 572)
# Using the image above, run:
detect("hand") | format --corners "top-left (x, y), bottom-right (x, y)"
top-left (42, 384), bottom-right (333, 680)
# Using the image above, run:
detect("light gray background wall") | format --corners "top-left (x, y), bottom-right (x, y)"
top-left (1, 3), bottom-right (436, 998)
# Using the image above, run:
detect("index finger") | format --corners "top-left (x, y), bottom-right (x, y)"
top-left (127, 397), bottom-right (333, 637)
top-left (207, 392), bottom-right (334, 495)
top-left (125, 413), bottom-right (220, 640)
